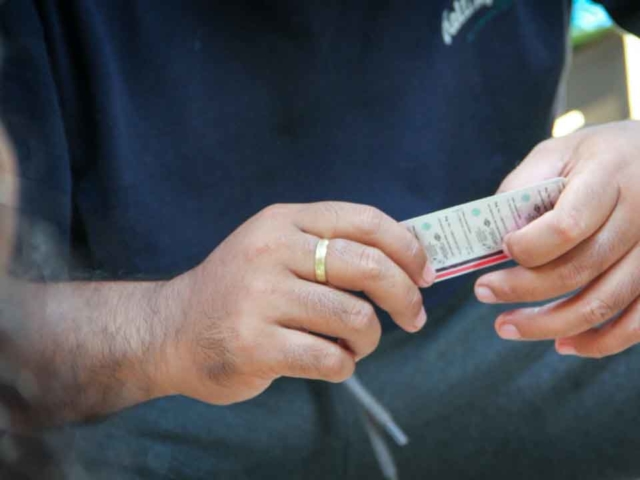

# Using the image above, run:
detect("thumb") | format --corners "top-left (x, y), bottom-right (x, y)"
top-left (497, 138), bottom-right (570, 194)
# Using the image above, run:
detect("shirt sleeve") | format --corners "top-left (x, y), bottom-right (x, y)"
top-left (598, 0), bottom-right (640, 35)
top-left (0, 0), bottom-right (74, 280)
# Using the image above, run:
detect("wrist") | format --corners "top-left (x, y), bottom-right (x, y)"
top-left (146, 272), bottom-right (194, 400)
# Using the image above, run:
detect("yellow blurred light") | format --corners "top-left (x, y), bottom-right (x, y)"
top-left (552, 110), bottom-right (586, 137)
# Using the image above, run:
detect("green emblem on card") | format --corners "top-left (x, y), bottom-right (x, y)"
top-left (472, 208), bottom-right (481, 217)
top-left (421, 222), bottom-right (432, 231)
top-left (521, 193), bottom-right (531, 203)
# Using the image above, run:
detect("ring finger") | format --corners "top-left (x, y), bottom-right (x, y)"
top-left (287, 233), bottom-right (426, 332)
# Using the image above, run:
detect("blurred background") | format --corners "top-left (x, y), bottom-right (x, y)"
top-left (554, 0), bottom-right (640, 137)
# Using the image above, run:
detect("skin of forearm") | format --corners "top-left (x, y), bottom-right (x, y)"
top-left (0, 131), bottom-right (176, 427)
top-left (0, 277), bottom-right (179, 430)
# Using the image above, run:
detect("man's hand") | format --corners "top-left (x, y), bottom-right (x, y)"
top-left (475, 120), bottom-right (640, 359)
top-left (159, 202), bottom-right (434, 405)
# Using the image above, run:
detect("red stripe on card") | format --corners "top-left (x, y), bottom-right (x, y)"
top-left (435, 252), bottom-right (511, 281)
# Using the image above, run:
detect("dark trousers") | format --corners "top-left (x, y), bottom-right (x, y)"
top-left (18, 283), bottom-right (640, 479)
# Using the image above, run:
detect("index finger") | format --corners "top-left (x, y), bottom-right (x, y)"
top-left (294, 202), bottom-right (435, 287)
top-left (504, 174), bottom-right (619, 268)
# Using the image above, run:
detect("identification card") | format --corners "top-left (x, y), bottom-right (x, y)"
top-left (402, 178), bottom-right (567, 282)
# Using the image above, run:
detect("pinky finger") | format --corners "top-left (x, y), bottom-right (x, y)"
top-left (277, 329), bottom-right (356, 383)
top-left (555, 297), bottom-right (640, 359)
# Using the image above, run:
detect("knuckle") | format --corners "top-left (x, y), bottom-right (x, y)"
top-left (260, 203), bottom-right (289, 219)
top-left (297, 286), bottom-right (322, 316)
top-left (298, 286), bottom-right (342, 322)
top-left (580, 134), bottom-right (610, 158)
top-left (558, 260), bottom-right (591, 291)
top-left (317, 202), bottom-right (342, 232)
top-left (580, 298), bottom-right (616, 329)
top-left (327, 237), bottom-right (349, 259)
top-left (592, 232), bottom-right (618, 264)
top-left (246, 275), bottom-right (277, 298)
top-left (587, 239), bottom-right (624, 276)
top-left (407, 286), bottom-right (423, 314)
top-left (320, 347), bottom-right (354, 382)
top-left (301, 233), bottom-right (319, 255)
top-left (406, 232), bottom-right (426, 264)
top-left (507, 241), bottom-right (535, 268)
top-left (358, 247), bottom-right (386, 281)
top-left (347, 301), bottom-right (376, 332)
top-left (272, 231), bottom-right (295, 250)
top-left (356, 206), bottom-right (385, 238)
top-left (283, 341), bottom-right (354, 382)
top-left (551, 210), bottom-right (584, 245)
top-left (490, 279), bottom-right (517, 302)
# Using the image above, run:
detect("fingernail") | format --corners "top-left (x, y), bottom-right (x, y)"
top-left (475, 285), bottom-right (497, 304)
top-left (498, 323), bottom-right (521, 340)
top-left (414, 308), bottom-right (427, 331)
top-left (420, 264), bottom-right (437, 287)
top-left (556, 341), bottom-right (577, 356)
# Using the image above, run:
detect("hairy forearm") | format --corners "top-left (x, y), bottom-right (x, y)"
top-left (0, 278), bottom-right (178, 429)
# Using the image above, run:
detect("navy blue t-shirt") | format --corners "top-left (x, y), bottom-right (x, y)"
top-left (0, 1), bottom-right (574, 294)
top-left (2, 0), bottom-right (639, 318)
top-left (1, 0), bottom-right (640, 477)
top-left (1, 0), bottom-right (639, 344)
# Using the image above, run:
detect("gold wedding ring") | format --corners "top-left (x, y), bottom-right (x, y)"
top-left (315, 238), bottom-right (330, 284)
